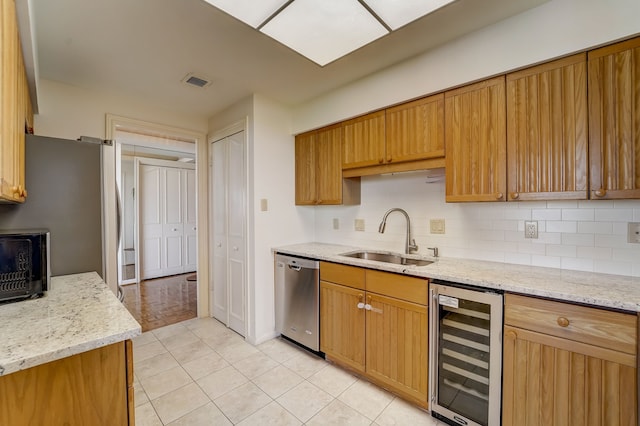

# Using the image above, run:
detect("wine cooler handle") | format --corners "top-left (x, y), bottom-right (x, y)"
top-left (428, 287), bottom-right (438, 405)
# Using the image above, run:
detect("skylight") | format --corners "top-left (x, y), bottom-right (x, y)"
top-left (203, 0), bottom-right (457, 66)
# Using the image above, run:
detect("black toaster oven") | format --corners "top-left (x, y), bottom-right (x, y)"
top-left (0, 230), bottom-right (50, 303)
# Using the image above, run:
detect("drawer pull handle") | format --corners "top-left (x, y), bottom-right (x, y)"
top-left (557, 317), bottom-right (570, 327)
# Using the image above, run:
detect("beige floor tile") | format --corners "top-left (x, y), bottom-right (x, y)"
top-left (277, 381), bottom-right (334, 423)
top-left (167, 402), bottom-right (232, 426)
top-left (258, 337), bottom-right (305, 363)
top-left (153, 322), bottom-right (189, 340)
top-left (139, 365), bottom-right (193, 400)
top-left (282, 351), bottom-right (327, 379)
top-left (216, 340), bottom-right (261, 363)
top-left (169, 339), bottom-right (217, 364)
top-left (233, 352), bottom-right (279, 379)
top-left (214, 382), bottom-right (273, 423)
top-left (134, 384), bottom-right (150, 407)
top-left (196, 365), bottom-right (248, 400)
top-left (151, 382), bottom-right (210, 424)
top-left (135, 352), bottom-right (180, 379)
top-left (134, 340), bottom-right (168, 363)
top-left (252, 365), bottom-right (305, 398)
top-left (307, 399), bottom-right (373, 426)
top-left (182, 351), bottom-right (229, 380)
top-left (374, 398), bottom-right (435, 425)
top-left (338, 380), bottom-right (394, 420)
top-left (236, 401), bottom-right (302, 426)
top-left (200, 327), bottom-right (244, 349)
top-left (134, 331), bottom-right (159, 347)
top-left (308, 364), bottom-right (358, 397)
top-left (135, 402), bottom-right (163, 426)
top-left (158, 330), bottom-right (201, 351)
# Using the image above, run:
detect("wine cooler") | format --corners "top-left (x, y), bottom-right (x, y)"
top-left (429, 281), bottom-right (503, 426)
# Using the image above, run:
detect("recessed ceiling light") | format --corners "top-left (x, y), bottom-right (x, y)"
top-left (203, 0), bottom-right (458, 66)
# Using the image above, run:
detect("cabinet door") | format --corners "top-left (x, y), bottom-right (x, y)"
top-left (342, 111), bottom-right (386, 169)
top-left (445, 76), bottom-right (507, 202)
top-left (366, 293), bottom-right (428, 407)
top-left (386, 93), bottom-right (445, 164)
top-left (294, 131), bottom-right (317, 205)
top-left (588, 36), bottom-right (640, 199)
top-left (315, 124), bottom-right (343, 204)
top-left (502, 325), bottom-right (637, 426)
top-left (320, 281), bottom-right (366, 373)
top-left (507, 54), bottom-right (588, 201)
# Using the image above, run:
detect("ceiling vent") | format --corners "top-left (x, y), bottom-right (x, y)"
top-left (182, 73), bottom-right (212, 88)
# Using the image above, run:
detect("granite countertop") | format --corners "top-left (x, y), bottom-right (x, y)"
top-left (274, 242), bottom-right (640, 313)
top-left (0, 272), bottom-right (141, 376)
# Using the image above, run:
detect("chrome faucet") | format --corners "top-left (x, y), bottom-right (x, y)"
top-left (378, 208), bottom-right (418, 254)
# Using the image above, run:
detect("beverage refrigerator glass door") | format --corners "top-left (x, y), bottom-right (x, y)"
top-left (429, 282), bottom-right (503, 426)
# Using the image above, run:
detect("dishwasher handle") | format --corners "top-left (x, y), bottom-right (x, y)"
top-left (288, 264), bottom-right (302, 271)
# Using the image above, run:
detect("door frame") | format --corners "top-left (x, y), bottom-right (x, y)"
top-left (105, 114), bottom-right (208, 315)
top-left (209, 119), bottom-right (249, 337)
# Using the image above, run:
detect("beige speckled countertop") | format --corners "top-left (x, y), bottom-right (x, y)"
top-left (274, 242), bottom-right (640, 313)
top-left (0, 272), bottom-right (141, 376)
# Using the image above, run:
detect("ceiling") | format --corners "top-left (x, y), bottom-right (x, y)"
top-left (28, 0), bottom-right (548, 119)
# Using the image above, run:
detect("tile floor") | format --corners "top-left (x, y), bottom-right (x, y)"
top-left (133, 317), bottom-right (444, 425)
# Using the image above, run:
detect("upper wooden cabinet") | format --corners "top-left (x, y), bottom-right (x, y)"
top-left (295, 124), bottom-right (360, 205)
top-left (588, 36), bottom-right (640, 199)
top-left (445, 76), bottom-right (507, 202)
top-left (386, 93), bottom-right (445, 163)
top-left (342, 111), bottom-right (386, 169)
top-left (1, 0), bottom-right (30, 203)
top-left (506, 54), bottom-right (589, 201)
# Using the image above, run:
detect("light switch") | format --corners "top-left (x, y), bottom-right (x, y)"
top-left (333, 218), bottom-right (340, 230)
top-left (628, 222), bottom-right (640, 243)
top-left (430, 219), bottom-right (445, 234)
top-left (260, 198), bottom-right (268, 211)
top-left (354, 219), bottom-right (365, 232)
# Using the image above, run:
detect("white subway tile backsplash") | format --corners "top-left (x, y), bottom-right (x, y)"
top-left (546, 221), bottom-right (577, 233)
top-left (594, 209), bottom-right (634, 222)
top-left (561, 209), bottom-right (594, 221)
top-left (561, 233), bottom-right (594, 247)
top-left (532, 209), bottom-right (562, 221)
top-left (313, 174), bottom-right (640, 277)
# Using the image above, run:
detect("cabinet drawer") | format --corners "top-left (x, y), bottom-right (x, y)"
top-left (505, 293), bottom-right (637, 355)
top-left (320, 262), bottom-right (365, 290)
top-left (366, 270), bottom-right (427, 305)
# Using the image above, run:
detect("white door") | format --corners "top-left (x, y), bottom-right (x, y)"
top-left (139, 160), bottom-right (195, 280)
top-left (210, 130), bottom-right (246, 336)
top-left (140, 165), bottom-right (163, 279)
top-left (183, 169), bottom-right (197, 272)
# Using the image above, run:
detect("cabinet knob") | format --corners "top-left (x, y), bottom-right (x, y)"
top-left (21, 188), bottom-right (27, 198)
top-left (387, 156), bottom-right (392, 163)
top-left (510, 192), bottom-right (519, 200)
top-left (557, 317), bottom-right (570, 327)
top-left (506, 330), bottom-right (518, 340)
top-left (594, 189), bottom-right (606, 197)
top-left (11, 186), bottom-right (20, 195)
top-left (379, 158), bottom-right (384, 164)
top-left (357, 293), bottom-right (364, 309)
top-left (495, 192), bottom-right (504, 200)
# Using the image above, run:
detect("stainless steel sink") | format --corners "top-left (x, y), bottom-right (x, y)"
top-left (341, 250), bottom-right (434, 267)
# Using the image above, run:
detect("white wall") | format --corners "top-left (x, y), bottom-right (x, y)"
top-left (208, 95), bottom-right (314, 344)
top-left (292, 0), bottom-right (640, 133)
top-left (313, 172), bottom-right (640, 277)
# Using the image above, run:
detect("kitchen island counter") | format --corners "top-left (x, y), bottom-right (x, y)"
top-left (0, 272), bottom-right (140, 376)
top-left (275, 242), bottom-right (640, 312)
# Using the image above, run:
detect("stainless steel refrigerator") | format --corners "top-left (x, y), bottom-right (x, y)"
top-left (0, 134), bottom-right (104, 277)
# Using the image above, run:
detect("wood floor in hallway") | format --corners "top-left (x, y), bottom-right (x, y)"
top-left (122, 273), bottom-right (197, 332)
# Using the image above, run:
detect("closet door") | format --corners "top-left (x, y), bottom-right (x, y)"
top-left (140, 165), bottom-right (163, 279)
top-left (163, 167), bottom-right (185, 276)
top-left (183, 169), bottom-right (197, 272)
top-left (210, 130), bottom-right (247, 337)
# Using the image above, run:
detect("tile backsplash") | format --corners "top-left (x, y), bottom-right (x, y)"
top-left (312, 171), bottom-right (640, 277)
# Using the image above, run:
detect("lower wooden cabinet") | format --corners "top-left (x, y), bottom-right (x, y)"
top-left (319, 262), bottom-right (429, 408)
top-left (503, 294), bottom-right (638, 426)
top-left (0, 340), bottom-right (135, 425)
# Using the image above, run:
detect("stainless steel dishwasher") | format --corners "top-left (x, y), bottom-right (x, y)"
top-left (275, 254), bottom-right (320, 352)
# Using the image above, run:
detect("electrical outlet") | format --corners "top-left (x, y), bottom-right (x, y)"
top-left (354, 218), bottom-right (365, 232)
top-left (332, 218), bottom-right (340, 230)
top-left (260, 198), bottom-right (268, 211)
top-left (430, 219), bottom-right (445, 234)
top-left (628, 222), bottom-right (640, 243)
top-left (524, 220), bottom-right (538, 239)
